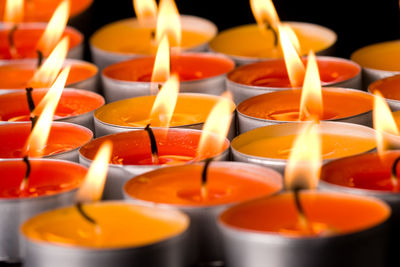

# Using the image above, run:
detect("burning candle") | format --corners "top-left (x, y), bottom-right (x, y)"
top-left (368, 74), bottom-right (400, 111)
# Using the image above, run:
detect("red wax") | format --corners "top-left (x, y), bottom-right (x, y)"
top-left (0, 89), bottom-right (104, 122)
top-left (102, 53), bottom-right (235, 83)
top-left (0, 122), bottom-right (92, 158)
top-left (0, 159), bottom-right (86, 198)
top-left (0, 25), bottom-right (82, 59)
top-left (321, 151), bottom-right (400, 192)
top-left (369, 74), bottom-right (400, 101)
top-left (79, 129), bottom-right (230, 166)
top-left (228, 58), bottom-right (360, 88)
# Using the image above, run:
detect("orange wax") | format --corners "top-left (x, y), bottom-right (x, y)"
top-left (369, 74), bottom-right (400, 101)
top-left (0, 159), bottom-right (86, 198)
top-left (228, 58), bottom-right (360, 88)
top-left (0, 0), bottom-right (92, 21)
top-left (103, 54), bottom-right (234, 82)
top-left (125, 163), bottom-right (282, 206)
top-left (0, 62), bottom-right (97, 89)
top-left (0, 26), bottom-right (82, 59)
top-left (238, 88), bottom-right (372, 121)
top-left (0, 122), bottom-right (92, 158)
top-left (79, 129), bottom-right (230, 166)
top-left (220, 191), bottom-right (390, 237)
top-left (0, 89), bottom-right (104, 122)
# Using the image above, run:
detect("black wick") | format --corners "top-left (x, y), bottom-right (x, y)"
top-left (391, 156), bottom-right (400, 189)
top-left (201, 157), bottom-right (214, 187)
top-left (144, 124), bottom-right (159, 164)
top-left (264, 20), bottom-right (278, 47)
top-left (76, 202), bottom-right (97, 225)
top-left (8, 24), bottom-right (18, 58)
top-left (25, 87), bottom-right (38, 129)
top-left (36, 50), bottom-right (43, 68)
top-left (292, 185), bottom-right (311, 233)
top-left (20, 156), bottom-right (31, 192)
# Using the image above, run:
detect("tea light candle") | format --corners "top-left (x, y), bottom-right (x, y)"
top-left (101, 53), bottom-right (234, 102)
top-left (124, 161), bottom-right (283, 264)
top-left (0, 158), bottom-right (86, 262)
top-left (369, 74), bottom-right (400, 111)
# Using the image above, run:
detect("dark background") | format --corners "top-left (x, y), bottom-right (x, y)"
top-left (76, 0), bottom-right (400, 60)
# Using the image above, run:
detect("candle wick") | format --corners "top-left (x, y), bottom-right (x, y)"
top-left (8, 24), bottom-right (19, 59)
top-left (201, 157), bottom-right (214, 200)
top-left (144, 124), bottom-right (160, 164)
top-left (36, 50), bottom-right (43, 69)
top-left (264, 20), bottom-right (278, 47)
top-left (76, 202), bottom-right (98, 225)
top-left (150, 30), bottom-right (155, 40)
top-left (391, 156), bottom-right (400, 191)
top-left (25, 87), bottom-right (38, 130)
top-left (19, 156), bottom-right (31, 192)
top-left (293, 188), bottom-right (312, 234)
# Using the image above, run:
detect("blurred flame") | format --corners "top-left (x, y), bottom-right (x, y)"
top-left (29, 36), bottom-right (69, 88)
top-left (133, 0), bottom-right (157, 22)
top-left (24, 66), bottom-right (70, 157)
top-left (250, 0), bottom-right (280, 32)
top-left (36, 0), bottom-right (70, 55)
top-left (278, 24), bottom-right (305, 87)
top-left (155, 0), bottom-right (181, 47)
top-left (299, 51), bottom-right (323, 121)
top-left (196, 92), bottom-right (233, 159)
top-left (4, 0), bottom-right (23, 23)
top-left (151, 35), bottom-right (170, 83)
top-left (76, 141), bottom-right (113, 203)
top-left (285, 122), bottom-right (321, 190)
top-left (373, 91), bottom-right (399, 155)
top-left (149, 74), bottom-right (179, 127)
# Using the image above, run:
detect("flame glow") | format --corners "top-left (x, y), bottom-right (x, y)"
top-left (76, 141), bottom-right (113, 203)
top-left (4, 0), bottom-right (24, 23)
top-left (285, 122), bottom-right (321, 190)
top-left (133, 0), bottom-right (157, 22)
top-left (149, 74), bottom-right (179, 127)
top-left (24, 66), bottom-right (70, 157)
top-left (155, 0), bottom-right (181, 47)
top-left (151, 35), bottom-right (170, 83)
top-left (36, 0), bottom-right (70, 55)
top-left (278, 24), bottom-right (305, 87)
top-left (250, 0), bottom-right (280, 31)
top-left (299, 51), bottom-right (323, 121)
top-left (196, 92), bottom-right (233, 159)
top-left (29, 36), bottom-right (69, 88)
top-left (373, 91), bottom-right (399, 155)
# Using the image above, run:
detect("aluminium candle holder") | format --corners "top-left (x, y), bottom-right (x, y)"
top-left (368, 74), bottom-right (400, 111)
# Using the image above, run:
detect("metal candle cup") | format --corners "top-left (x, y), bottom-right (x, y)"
top-left (90, 16), bottom-right (217, 70)
top-left (22, 202), bottom-right (190, 267)
top-left (0, 122), bottom-right (93, 162)
top-left (236, 88), bottom-right (373, 133)
top-left (368, 74), bottom-right (400, 111)
top-left (231, 121), bottom-right (376, 174)
top-left (218, 191), bottom-right (391, 267)
top-left (123, 161), bottom-right (283, 265)
top-left (101, 53), bottom-right (235, 102)
top-left (209, 21), bottom-right (336, 65)
top-left (93, 93), bottom-right (236, 138)
top-left (227, 56), bottom-right (361, 104)
top-left (0, 158), bottom-right (87, 262)
top-left (79, 128), bottom-right (230, 200)
top-left (0, 88), bottom-right (104, 131)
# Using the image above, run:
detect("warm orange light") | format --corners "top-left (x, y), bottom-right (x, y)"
top-left (196, 92), bottom-right (233, 159)
top-left (299, 51), bottom-right (323, 121)
top-left (4, 0), bottom-right (24, 23)
top-left (155, 0), bottom-right (181, 47)
top-left (133, 0), bottom-right (157, 22)
top-left (285, 122), bottom-right (321, 190)
top-left (36, 0), bottom-right (70, 55)
top-left (29, 36), bottom-right (69, 88)
top-left (76, 141), bottom-right (113, 203)
top-left (149, 74), bottom-right (179, 127)
top-left (373, 91), bottom-right (399, 155)
top-left (24, 66), bottom-right (70, 157)
top-left (151, 35), bottom-right (170, 83)
top-left (278, 24), bottom-right (305, 87)
top-left (250, 0), bottom-right (280, 32)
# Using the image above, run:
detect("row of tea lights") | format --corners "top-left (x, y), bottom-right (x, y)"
top-left (2, 0), bottom-right (400, 267)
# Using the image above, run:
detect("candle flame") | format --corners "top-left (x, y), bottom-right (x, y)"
top-left (24, 66), bottom-right (70, 157)
top-left (76, 141), bottom-right (113, 203)
top-left (4, 0), bottom-right (23, 23)
top-left (285, 122), bottom-right (321, 190)
top-left (196, 92), bottom-right (233, 159)
top-left (151, 35), bottom-right (170, 83)
top-left (250, 0), bottom-right (280, 32)
top-left (36, 0), bottom-right (70, 55)
top-left (133, 0), bottom-right (157, 22)
top-left (149, 73), bottom-right (179, 127)
top-left (28, 36), bottom-right (69, 88)
top-left (299, 51), bottom-right (323, 121)
top-left (278, 24), bottom-right (305, 87)
top-left (373, 91), bottom-right (399, 155)
top-left (155, 0), bottom-right (181, 47)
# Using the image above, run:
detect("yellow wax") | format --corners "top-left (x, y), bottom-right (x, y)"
top-left (238, 134), bottom-right (375, 160)
top-left (22, 203), bottom-right (188, 248)
top-left (90, 19), bottom-right (212, 55)
top-left (209, 23), bottom-right (335, 59)
top-left (351, 40), bottom-right (400, 71)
